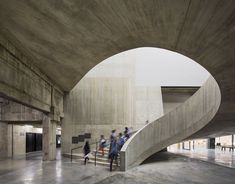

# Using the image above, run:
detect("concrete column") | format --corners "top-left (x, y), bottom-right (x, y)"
top-left (42, 114), bottom-right (57, 161)
top-left (232, 135), bottom-right (234, 147)
top-left (0, 122), bottom-right (8, 158)
top-left (207, 138), bottom-right (215, 149)
top-left (7, 124), bottom-right (13, 158)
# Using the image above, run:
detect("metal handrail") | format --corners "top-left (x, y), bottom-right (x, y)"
top-left (94, 141), bottom-right (98, 166)
top-left (70, 131), bottom-right (137, 165)
top-left (70, 141), bottom-right (98, 163)
top-left (70, 145), bottom-right (83, 162)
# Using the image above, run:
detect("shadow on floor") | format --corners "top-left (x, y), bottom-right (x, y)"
top-left (141, 151), bottom-right (183, 165)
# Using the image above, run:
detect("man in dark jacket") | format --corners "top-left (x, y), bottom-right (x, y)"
top-left (83, 141), bottom-right (90, 165)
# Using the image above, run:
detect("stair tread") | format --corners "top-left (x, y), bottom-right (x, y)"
top-left (75, 158), bottom-right (119, 167)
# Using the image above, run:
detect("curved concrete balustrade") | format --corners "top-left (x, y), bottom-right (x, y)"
top-left (120, 76), bottom-right (221, 171)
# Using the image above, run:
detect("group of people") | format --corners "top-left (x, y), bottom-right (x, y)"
top-left (108, 127), bottom-right (132, 153)
top-left (83, 127), bottom-right (133, 169)
top-left (100, 127), bottom-right (133, 171)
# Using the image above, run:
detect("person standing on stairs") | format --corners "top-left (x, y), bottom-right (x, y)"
top-left (109, 138), bottom-right (118, 172)
top-left (128, 127), bottom-right (133, 137)
top-left (124, 127), bottom-right (130, 140)
top-left (110, 129), bottom-right (117, 142)
top-left (99, 135), bottom-right (106, 156)
top-left (83, 141), bottom-right (90, 165)
top-left (117, 133), bottom-right (125, 151)
top-left (109, 129), bottom-right (117, 155)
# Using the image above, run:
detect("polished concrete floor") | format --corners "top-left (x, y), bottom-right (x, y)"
top-left (168, 147), bottom-right (235, 168)
top-left (0, 150), bottom-right (234, 184)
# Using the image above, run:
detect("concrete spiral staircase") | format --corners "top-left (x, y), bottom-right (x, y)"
top-left (120, 76), bottom-right (221, 171)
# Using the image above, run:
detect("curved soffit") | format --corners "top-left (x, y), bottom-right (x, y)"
top-left (0, 1), bottom-right (234, 136)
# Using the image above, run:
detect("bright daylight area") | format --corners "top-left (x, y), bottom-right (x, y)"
top-left (87, 47), bottom-right (210, 87)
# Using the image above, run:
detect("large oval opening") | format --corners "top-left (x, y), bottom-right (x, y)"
top-left (62, 47), bottom-right (214, 158)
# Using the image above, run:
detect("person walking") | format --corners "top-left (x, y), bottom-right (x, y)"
top-left (124, 127), bottom-right (130, 140)
top-left (127, 127), bottom-right (133, 137)
top-left (99, 135), bottom-right (106, 156)
top-left (109, 138), bottom-right (118, 171)
top-left (83, 141), bottom-right (90, 165)
top-left (109, 129), bottom-right (117, 155)
top-left (117, 133), bottom-right (125, 151)
top-left (110, 129), bottom-right (117, 142)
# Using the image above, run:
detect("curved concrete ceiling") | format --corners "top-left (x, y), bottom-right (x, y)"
top-left (0, 0), bottom-right (234, 137)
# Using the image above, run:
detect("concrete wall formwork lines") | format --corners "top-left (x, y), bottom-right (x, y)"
top-left (135, 86), bottom-right (164, 126)
top-left (0, 34), bottom-right (64, 116)
top-left (62, 76), bottom-right (164, 154)
top-left (0, 43), bottom-right (51, 112)
top-left (162, 87), bottom-right (198, 115)
top-left (120, 76), bottom-right (221, 171)
top-left (0, 100), bottom-right (43, 122)
top-left (62, 77), bottom-right (135, 153)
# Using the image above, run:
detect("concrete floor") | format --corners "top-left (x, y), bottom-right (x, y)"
top-left (168, 147), bottom-right (235, 168)
top-left (0, 150), bottom-right (234, 184)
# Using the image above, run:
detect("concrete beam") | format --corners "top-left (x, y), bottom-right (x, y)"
top-left (0, 35), bottom-right (64, 118)
top-left (0, 99), bottom-right (43, 122)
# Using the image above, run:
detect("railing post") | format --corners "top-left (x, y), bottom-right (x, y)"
top-left (71, 149), bottom-right (72, 162)
top-left (120, 150), bottom-right (126, 171)
top-left (95, 141), bottom-right (97, 166)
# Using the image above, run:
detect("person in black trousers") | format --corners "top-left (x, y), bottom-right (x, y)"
top-left (109, 138), bottom-right (118, 171)
top-left (83, 141), bottom-right (90, 165)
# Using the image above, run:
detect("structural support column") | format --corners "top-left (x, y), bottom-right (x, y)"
top-left (42, 114), bottom-right (57, 161)
top-left (207, 138), bottom-right (215, 149)
top-left (0, 122), bottom-right (8, 158)
top-left (232, 135), bottom-right (234, 147)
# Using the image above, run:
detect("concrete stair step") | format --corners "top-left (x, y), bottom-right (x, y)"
top-left (75, 158), bottom-right (119, 167)
top-left (63, 153), bottom-right (120, 167)
top-left (93, 152), bottom-right (109, 157)
top-left (98, 149), bottom-right (110, 153)
top-left (64, 153), bottom-right (111, 161)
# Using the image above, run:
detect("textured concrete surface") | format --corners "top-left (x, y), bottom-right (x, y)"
top-left (62, 58), bottom-right (163, 153)
top-left (0, 122), bottom-right (8, 158)
top-left (62, 60), bottom-right (163, 154)
top-left (162, 87), bottom-right (198, 114)
top-left (0, 97), bottom-right (59, 160)
top-left (0, 99), bottom-right (43, 122)
top-left (96, 152), bottom-right (235, 184)
top-left (7, 124), bottom-right (29, 157)
top-left (1, 122), bottom-right (61, 159)
top-left (7, 124), bottom-right (43, 158)
top-left (42, 114), bottom-right (57, 161)
top-left (0, 35), bottom-right (64, 116)
top-left (120, 76), bottom-right (221, 170)
top-left (0, 150), bottom-right (234, 184)
top-left (0, 0), bottom-right (234, 138)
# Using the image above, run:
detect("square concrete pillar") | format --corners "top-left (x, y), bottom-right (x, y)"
top-left (0, 122), bottom-right (8, 158)
top-left (42, 114), bottom-right (57, 161)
